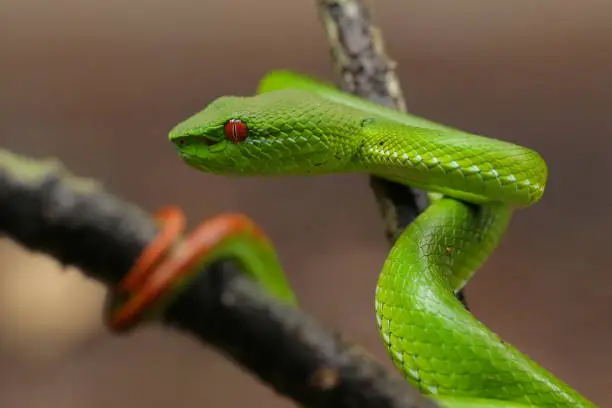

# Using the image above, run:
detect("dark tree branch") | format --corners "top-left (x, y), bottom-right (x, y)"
top-left (0, 147), bottom-right (440, 408)
top-left (166, 261), bottom-right (439, 408)
top-left (0, 150), bottom-right (156, 285)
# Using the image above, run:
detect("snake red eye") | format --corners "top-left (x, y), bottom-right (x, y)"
top-left (224, 119), bottom-right (249, 143)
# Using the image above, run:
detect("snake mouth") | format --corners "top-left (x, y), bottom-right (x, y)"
top-left (201, 137), bottom-right (219, 146)
top-left (171, 134), bottom-right (229, 160)
top-left (172, 135), bottom-right (220, 147)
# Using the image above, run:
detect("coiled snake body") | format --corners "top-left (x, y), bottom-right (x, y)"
top-left (169, 71), bottom-right (593, 408)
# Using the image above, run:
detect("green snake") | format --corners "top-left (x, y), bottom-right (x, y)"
top-left (168, 71), bottom-right (594, 408)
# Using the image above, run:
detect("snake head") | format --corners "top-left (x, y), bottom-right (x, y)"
top-left (169, 89), bottom-right (361, 176)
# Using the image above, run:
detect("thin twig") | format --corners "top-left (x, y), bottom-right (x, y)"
top-left (317, 0), bottom-right (429, 241)
top-left (316, 0), bottom-right (468, 309)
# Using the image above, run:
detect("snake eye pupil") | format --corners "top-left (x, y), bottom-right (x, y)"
top-left (224, 119), bottom-right (249, 143)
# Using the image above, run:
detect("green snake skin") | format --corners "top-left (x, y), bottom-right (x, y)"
top-left (169, 71), bottom-right (594, 408)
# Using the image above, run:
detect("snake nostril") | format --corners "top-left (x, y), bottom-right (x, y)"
top-left (173, 137), bottom-right (187, 147)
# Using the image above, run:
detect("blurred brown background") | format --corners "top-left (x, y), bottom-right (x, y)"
top-left (1, 0), bottom-right (611, 407)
